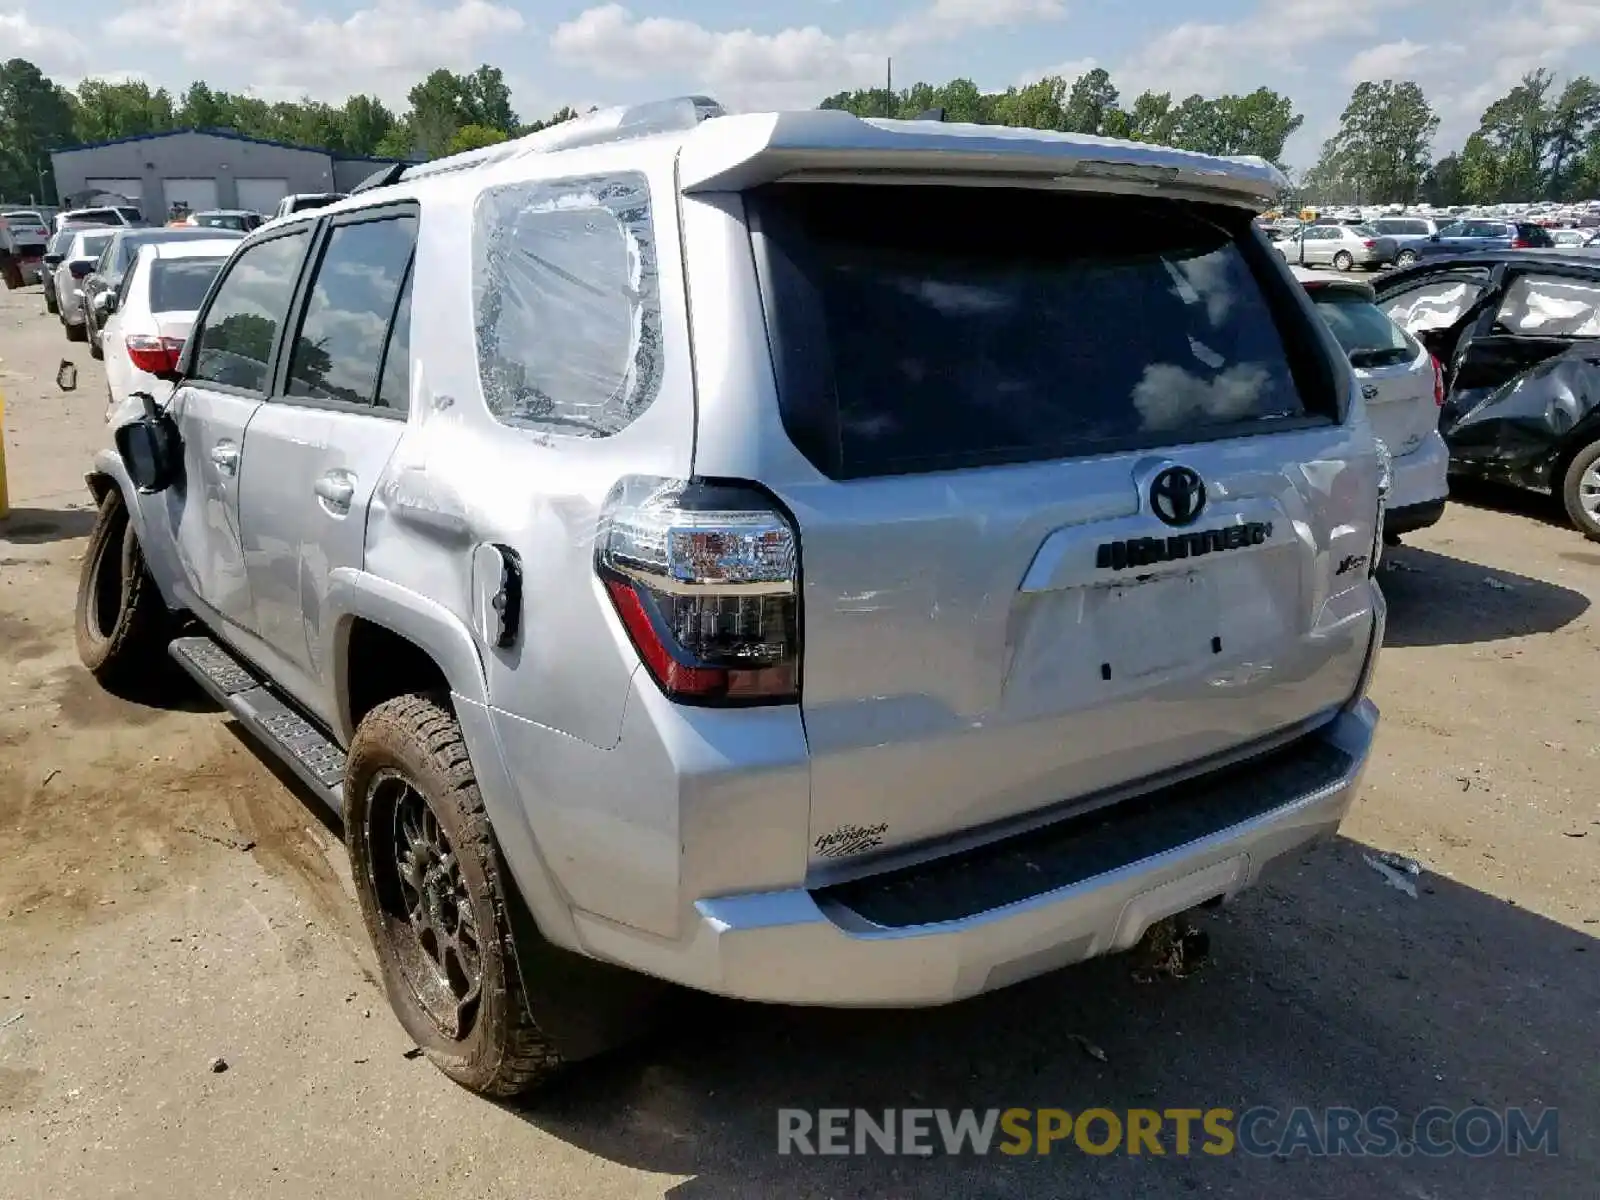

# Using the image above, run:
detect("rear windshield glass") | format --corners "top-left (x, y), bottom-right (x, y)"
top-left (1311, 291), bottom-right (1419, 368)
top-left (751, 184), bottom-right (1327, 478)
top-left (76, 232), bottom-right (115, 258)
top-left (150, 257), bottom-right (226, 312)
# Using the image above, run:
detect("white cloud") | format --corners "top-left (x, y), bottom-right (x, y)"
top-left (550, 1), bottom-right (1069, 108)
top-left (105, 0), bottom-right (526, 105)
top-left (1019, 58), bottom-right (1097, 87)
top-left (1342, 39), bottom-right (1429, 84)
top-left (1, 8), bottom-right (85, 72)
top-left (1118, 0), bottom-right (1398, 98)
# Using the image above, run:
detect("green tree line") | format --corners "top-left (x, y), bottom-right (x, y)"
top-left (5, 54), bottom-right (1600, 208)
top-left (821, 70), bottom-right (1306, 168)
top-left (0, 57), bottom-right (579, 203)
top-left (1305, 69), bottom-right (1600, 206)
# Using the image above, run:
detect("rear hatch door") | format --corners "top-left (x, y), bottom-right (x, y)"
top-left (730, 182), bottom-right (1382, 868)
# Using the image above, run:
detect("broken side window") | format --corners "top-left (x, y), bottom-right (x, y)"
top-left (472, 173), bottom-right (663, 438)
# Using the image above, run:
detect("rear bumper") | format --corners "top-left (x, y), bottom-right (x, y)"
top-left (570, 698), bottom-right (1380, 1006)
top-left (1385, 430), bottom-right (1449, 517)
top-left (1385, 498), bottom-right (1446, 535)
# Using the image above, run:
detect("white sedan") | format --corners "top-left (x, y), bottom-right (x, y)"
top-left (98, 238), bottom-right (236, 417)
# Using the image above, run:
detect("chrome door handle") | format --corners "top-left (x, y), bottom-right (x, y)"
top-left (314, 471), bottom-right (356, 513)
top-left (210, 442), bottom-right (239, 475)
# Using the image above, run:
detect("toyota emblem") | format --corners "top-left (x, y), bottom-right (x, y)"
top-left (1149, 465), bottom-right (1206, 527)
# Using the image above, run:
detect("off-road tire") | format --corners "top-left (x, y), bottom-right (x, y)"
top-left (74, 488), bottom-right (168, 683)
top-left (1559, 439), bottom-right (1600, 541)
top-left (65, 319), bottom-right (87, 343)
top-left (345, 694), bottom-right (563, 1097)
top-left (1333, 250), bottom-right (1354, 272)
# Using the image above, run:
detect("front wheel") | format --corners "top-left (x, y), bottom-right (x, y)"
top-left (65, 320), bottom-right (87, 343)
top-left (1333, 251), bottom-right (1354, 272)
top-left (1560, 440), bottom-right (1600, 541)
top-left (75, 489), bottom-right (169, 683)
top-left (345, 694), bottom-right (564, 1097)
top-left (43, 288), bottom-right (57, 315)
top-left (1396, 249), bottom-right (1418, 268)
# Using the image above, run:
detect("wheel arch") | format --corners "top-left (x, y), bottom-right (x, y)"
top-left (324, 567), bottom-right (489, 746)
top-left (323, 568), bottom-right (590, 959)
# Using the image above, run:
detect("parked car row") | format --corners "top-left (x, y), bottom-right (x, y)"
top-left (1269, 216), bottom-right (1566, 273)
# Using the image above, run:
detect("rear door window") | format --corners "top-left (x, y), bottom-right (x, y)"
top-left (749, 184), bottom-right (1330, 479)
top-left (189, 229), bottom-right (312, 392)
top-left (1494, 273), bottom-right (1600, 337)
top-left (286, 214), bottom-right (418, 407)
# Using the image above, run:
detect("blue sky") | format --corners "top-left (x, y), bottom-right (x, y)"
top-left (5, 0), bottom-right (1599, 173)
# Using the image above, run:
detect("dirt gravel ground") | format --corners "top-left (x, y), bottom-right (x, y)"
top-left (1, 281), bottom-right (1597, 1198)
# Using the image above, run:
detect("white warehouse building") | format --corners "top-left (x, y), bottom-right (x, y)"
top-left (50, 128), bottom-right (406, 219)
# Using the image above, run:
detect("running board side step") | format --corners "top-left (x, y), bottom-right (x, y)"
top-left (169, 635), bottom-right (346, 814)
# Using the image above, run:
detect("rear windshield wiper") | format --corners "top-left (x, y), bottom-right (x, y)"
top-left (1348, 349), bottom-right (1409, 369)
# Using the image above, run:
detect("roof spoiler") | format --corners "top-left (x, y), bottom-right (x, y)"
top-left (676, 110), bottom-right (1287, 207)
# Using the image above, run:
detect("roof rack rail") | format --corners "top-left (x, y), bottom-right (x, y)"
top-left (350, 161), bottom-right (407, 194)
top-left (399, 96), bottom-right (726, 184)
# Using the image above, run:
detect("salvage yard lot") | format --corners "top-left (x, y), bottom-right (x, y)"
top-left (1, 281), bottom-right (1597, 1198)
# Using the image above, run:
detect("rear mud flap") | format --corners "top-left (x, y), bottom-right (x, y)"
top-left (502, 870), bottom-right (681, 1062)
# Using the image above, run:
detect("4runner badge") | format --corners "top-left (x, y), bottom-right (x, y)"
top-left (1096, 522), bottom-right (1274, 571)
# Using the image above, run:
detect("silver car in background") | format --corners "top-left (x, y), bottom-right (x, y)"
top-left (52, 227), bottom-right (119, 340)
top-left (1369, 215), bottom-right (1449, 267)
top-left (1276, 223), bottom-right (1399, 271)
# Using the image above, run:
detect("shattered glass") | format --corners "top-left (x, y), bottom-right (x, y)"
top-left (474, 173), bottom-right (663, 437)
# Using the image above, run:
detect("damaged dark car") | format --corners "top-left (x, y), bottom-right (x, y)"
top-left (1374, 251), bottom-right (1600, 540)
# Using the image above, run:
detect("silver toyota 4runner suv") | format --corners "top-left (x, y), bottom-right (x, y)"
top-left (76, 98), bottom-right (1386, 1097)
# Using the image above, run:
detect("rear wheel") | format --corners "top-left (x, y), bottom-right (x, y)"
top-left (65, 319), bottom-right (87, 343)
top-left (1396, 249), bottom-right (1418, 268)
top-left (346, 694), bottom-right (564, 1097)
top-left (75, 489), bottom-right (168, 684)
top-left (43, 287), bottom-right (57, 314)
top-left (1559, 440), bottom-right (1600, 541)
top-left (1333, 251), bottom-right (1354, 272)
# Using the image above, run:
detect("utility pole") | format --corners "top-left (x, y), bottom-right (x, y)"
top-left (886, 58), bottom-right (892, 96)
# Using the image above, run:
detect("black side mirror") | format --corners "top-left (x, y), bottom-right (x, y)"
top-left (93, 291), bottom-right (117, 315)
top-left (114, 392), bottom-right (184, 494)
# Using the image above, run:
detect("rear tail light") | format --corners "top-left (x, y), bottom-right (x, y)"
top-left (597, 477), bottom-right (800, 705)
top-left (1511, 238), bottom-right (1531, 249)
top-left (1430, 355), bottom-right (1445, 406)
top-left (1363, 239), bottom-right (1377, 249)
top-left (125, 334), bottom-right (184, 375)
